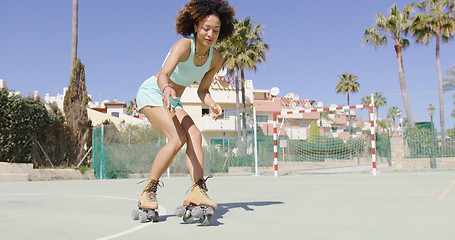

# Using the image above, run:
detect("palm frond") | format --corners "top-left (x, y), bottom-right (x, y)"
top-left (216, 16), bottom-right (269, 78)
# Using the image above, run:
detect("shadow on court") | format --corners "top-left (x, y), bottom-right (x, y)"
top-left (212, 201), bottom-right (284, 226)
top-left (159, 201), bottom-right (284, 226)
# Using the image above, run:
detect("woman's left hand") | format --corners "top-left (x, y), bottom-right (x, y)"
top-left (210, 103), bottom-right (222, 120)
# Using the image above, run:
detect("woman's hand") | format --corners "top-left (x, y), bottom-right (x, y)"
top-left (210, 103), bottom-right (222, 120)
top-left (162, 87), bottom-right (177, 112)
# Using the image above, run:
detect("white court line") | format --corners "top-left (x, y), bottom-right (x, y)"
top-left (94, 204), bottom-right (167, 240)
top-left (0, 193), bottom-right (137, 202)
top-left (95, 222), bottom-right (154, 240)
top-left (438, 178), bottom-right (455, 200)
top-left (0, 193), bottom-right (167, 239)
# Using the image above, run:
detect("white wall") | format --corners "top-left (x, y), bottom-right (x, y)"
top-left (106, 105), bottom-right (124, 117)
top-left (0, 79), bottom-right (6, 89)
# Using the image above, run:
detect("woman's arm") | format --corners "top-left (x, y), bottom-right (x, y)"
top-left (197, 49), bottom-right (223, 119)
top-left (157, 38), bottom-right (191, 112)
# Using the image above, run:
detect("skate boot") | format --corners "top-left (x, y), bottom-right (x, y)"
top-left (132, 179), bottom-right (162, 223)
top-left (175, 175), bottom-right (216, 226)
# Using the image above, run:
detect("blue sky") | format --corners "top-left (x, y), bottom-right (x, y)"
top-left (1, 0), bottom-right (454, 129)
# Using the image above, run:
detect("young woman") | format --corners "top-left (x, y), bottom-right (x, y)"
top-left (134, 0), bottom-right (235, 224)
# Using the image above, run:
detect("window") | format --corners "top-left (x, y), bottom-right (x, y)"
top-left (111, 112), bottom-right (119, 118)
top-left (256, 115), bottom-right (268, 123)
top-left (223, 110), bottom-right (236, 118)
top-left (202, 108), bottom-right (210, 116)
top-left (203, 109), bottom-right (237, 119)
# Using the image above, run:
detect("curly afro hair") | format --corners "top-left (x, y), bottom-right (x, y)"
top-left (175, 0), bottom-right (235, 42)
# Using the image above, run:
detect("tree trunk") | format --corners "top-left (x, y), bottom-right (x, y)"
top-left (395, 44), bottom-right (415, 127)
top-left (436, 34), bottom-right (445, 151)
top-left (234, 67), bottom-right (241, 153)
top-left (241, 68), bottom-right (247, 156)
top-left (70, 0), bottom-right (78, 77)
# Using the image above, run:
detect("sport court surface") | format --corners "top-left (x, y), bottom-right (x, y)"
top-left (1, 171), bottom-right (454, 240)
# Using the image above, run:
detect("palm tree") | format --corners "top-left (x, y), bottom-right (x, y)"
top-left (363, 4), bottom-right (415, 127)
top-left (126, 98), bottom-right (137, 115)
top-left (411, 0), bottom-right (455, 150)
top-left (216, 30), bottom-right (242, 147)
top-left (335, 73), bottom-right (360, 106)
top-left (216, 17), bottom-right (269, 154)
top-left (70, 0), bottom-right (78, 77)
top-left (361, 92), bottom-right (387, 126)
top-left (361, 92), bottom-right (387, 110)
top-left (387, 106), bottom-right (400, 131)
top-left (378, 119), bottom-right (393, 132)
top-left (443, 65), bottom-right (455, 118)
top-left (336, 73), bottom-right (359, 131)
top-left (237, 17), bottom-right (269, 144)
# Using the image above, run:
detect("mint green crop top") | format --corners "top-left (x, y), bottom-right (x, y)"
top-left (162, 36), bottom-right (213, 87)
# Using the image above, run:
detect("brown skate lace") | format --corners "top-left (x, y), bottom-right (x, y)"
top-left (186, 175), bottom-right (213, 194)
top-left (138, 179), bottom-right (164, 194)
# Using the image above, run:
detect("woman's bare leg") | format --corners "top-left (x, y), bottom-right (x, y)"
top-left (175, 109), bottom-right (204, 182)
top-left (141, 106), bottom-right (187, 180)
top-left (173, 110), bottom-right (217, 215)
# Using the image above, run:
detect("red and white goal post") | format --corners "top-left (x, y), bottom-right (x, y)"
top-left (272, 95), bottom-right (377, 176)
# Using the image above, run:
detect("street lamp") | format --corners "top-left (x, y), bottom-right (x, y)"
top-left (427, 104), bottom-right (437, 168)
top-left (427, 104), bottom-right (435, 123)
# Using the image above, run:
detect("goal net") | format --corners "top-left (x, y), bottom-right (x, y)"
top-left (273, 104), bottom-right (378, 175)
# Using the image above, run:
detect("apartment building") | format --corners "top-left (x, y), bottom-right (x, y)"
top-left (13, 76), bottom-right (367, 145)
top-left (180, 78), bottom-right (254, 147)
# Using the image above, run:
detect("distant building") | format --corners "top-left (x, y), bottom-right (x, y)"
top-left (104, 100), bottom-right (126, 118)
top-left (44, 88), bottom-right (67, 110)
top-left (8, 77), bottom-right (367, 143)
top-left (44, 89), bottom-right (146, 129)
top-left (1, 79), bottom-right (22, 97)
top-left (0, 79), bottom-right (7, 89)
top-left (88, 99), bottom-right (145, 127)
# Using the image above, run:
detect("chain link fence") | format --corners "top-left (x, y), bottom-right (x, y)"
top-left (91, 121), bottom-right (455, 179)
top-left (91, 124), bottom-right (273, 179)
top-left (404, 123), bottom-right (455, 158)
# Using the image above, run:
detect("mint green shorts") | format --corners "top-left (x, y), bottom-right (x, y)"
top-left (136, 76), bottom-right (183, 113)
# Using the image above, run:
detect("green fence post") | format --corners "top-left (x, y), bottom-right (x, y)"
top-left (100, 124), bottom-right (104, 179)
top-left (91, 127), bottom-right (96, 178)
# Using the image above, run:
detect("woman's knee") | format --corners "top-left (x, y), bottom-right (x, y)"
top-left (167, 133), bottom-right (187, 151)
top-left (187, 128), bottom-right (202, 145)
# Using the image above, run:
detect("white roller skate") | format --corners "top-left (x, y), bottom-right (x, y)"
top-left (132, 179), bottom-right (162, 223)
top-left (175, 175), bottom-right (217, 226)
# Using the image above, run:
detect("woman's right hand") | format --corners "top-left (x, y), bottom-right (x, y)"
top-left (162, 86), bottom-right (177, 112)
